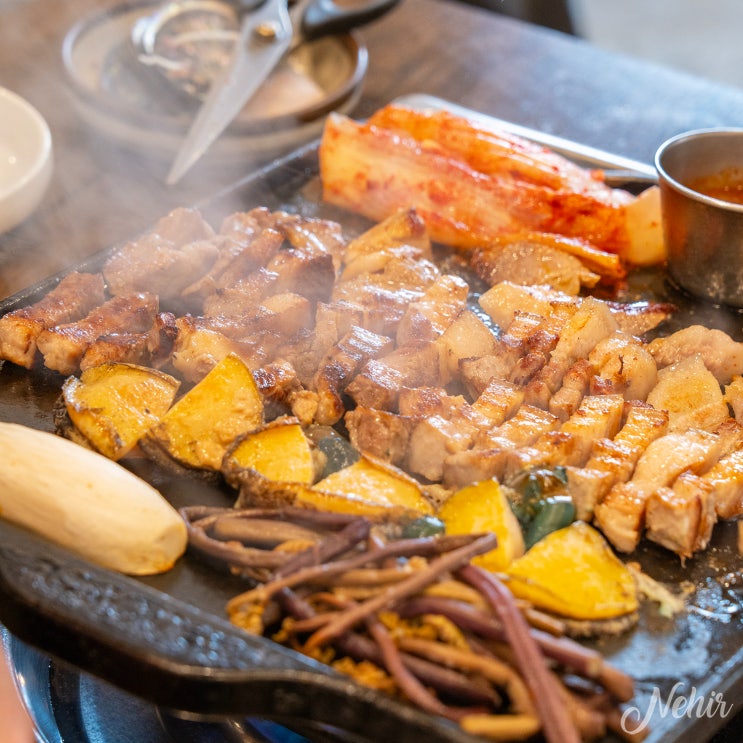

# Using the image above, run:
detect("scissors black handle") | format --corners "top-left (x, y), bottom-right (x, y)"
top-left (301, 0), bottom-right (401, 41)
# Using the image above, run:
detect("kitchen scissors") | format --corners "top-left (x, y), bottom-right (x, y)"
top-left (166, 0), bottom-right (400, 185)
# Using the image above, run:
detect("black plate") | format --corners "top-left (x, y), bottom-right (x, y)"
top-left (2, 114), bottom-right (743, 743)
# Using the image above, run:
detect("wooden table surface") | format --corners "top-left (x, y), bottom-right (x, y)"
top-left (2, 1), bottom-right (743, 741)
top-left (3, 0), bottom-right (743, 301)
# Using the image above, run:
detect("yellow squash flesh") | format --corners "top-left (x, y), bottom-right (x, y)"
top-left (62, 363), bottom-right (180, 460)
top-left (505, 521), bottom-right (639, 619)
top-left (142, 353), bottom-right (264, 471)
top-left (224, 418), bottom-right (316, 484)
top-left (305, 455), bottom-right (434, 519)
top-left (438, 479), bottom-right (525, 571)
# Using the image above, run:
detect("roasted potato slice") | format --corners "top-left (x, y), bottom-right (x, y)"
top-left (61, 362), bottom-right (180, 460)
top-left (142, 353), bottom-right (264, 471)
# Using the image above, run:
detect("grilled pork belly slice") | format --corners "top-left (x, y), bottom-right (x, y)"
top-left (104, 233), bottom-right (221, 303)
top-left (605, 300), bottom-right (676, 336)
top-left (588, 332), bottom-right (658, 401)
top-left (444, 405), bottom-right (560, 487)
top-left (505, 394), bottom-right (625, 477)
top-left (479, 280), bottom-right (674, 338)
top-left (648, 325), bottom-right (743, 384)
top-left (530, 297), bottom-right (618, 403)
top-left (725, 376), bottom-right (743, 424)
top-left (169, 317), bottom-right (268, 382)
top-left (342, 207), bottom-right (430, 264)
top-left (470, 378), bottom-right (525, 427)
top-left (36, 292), bottom-right (159, 375)
top-left (646, 355), bottom-right (730, 433)
top-left (396, 274), bottom-right (468, 345)
top-left (0, 272), bottom-right (106, 368)
top-left (312, 326), bottom-right (394, 425)
top-left (183, 229), bottom-right (284, 307)
top-left (437, 310), bottom-right (498, 383)
top-left (79, 311), bottom-right (178, 371)
top-left (700, 440), bottom-right (743, 519)
top-left (345, 406), bottom-right (415, 465)
top-left (478, 281), bottom-right (576, 330)
top-left (548, 358), bottom-right (593, 421)
top-left (645, 472), bottom-right (717, 558)
top-left (269, 212), bottom-right (347, 270)
top-left (331, 259), bottom-right (439, 337)
top-left (266, 249), bottom-right (336, 305)
top-left (443, 404), bottom-right (561, 487)
top-left (594, 427), bottom-right (725, 553)
top-left (345, 343), bottom-right (443, 411)
top-left (567, 402), bottom-right (669, 520)
top-left (201, 268), bottom-right (279, 318)
top-left (407, 414), bottom-right (480, 482)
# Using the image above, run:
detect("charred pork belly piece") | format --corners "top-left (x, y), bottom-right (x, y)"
top-left (548, 358), bottom-right (593, 421)
top-left (505, 394), bottom-right (625, 477)
top-left (150, 206), bottom-right (216, 245)
top-left (183, 228), bottom-right (284, 307)
top-left (699, 439), bottom-right (743, 519)
top-left (479, 280), bottom-right (675, 338)
top-left (645, 472), bottom-right (717, 558)
top-left (0, 272), bottom-right (106, 368)
top-left (266, 248), bottom-right (336, 304)
top-left (167, 316), bottom-right (267, 382)
top-left (201, 268), bottom-right (280, 318)
top-left (526, 297), bottom-right (618, 406)
top-left (443, 405), bottom-right (561, 488)
top-left (345, 342), bottom-right (443, 411)
top-left (268, 213), bottom-right (347, 271)
top-left (646, 356), bottom-right (730, 434)
top-left (345, 406), bottom-right (416, 466)
top-left (567, 402), bottom-right (669, 521)
top-left (79, 311), bottom-right (178, 371)
top-left (341, 207), bottom-right (431, 267)
top-left (311, 326), bottom-right (395, 425)
top-left (36, 292), bottom-right (159, 375)
top-left (605, 300), bottom-right (676, 336)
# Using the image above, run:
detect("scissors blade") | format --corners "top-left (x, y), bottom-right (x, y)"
top-left (166, 0), bottom-right (292, 186)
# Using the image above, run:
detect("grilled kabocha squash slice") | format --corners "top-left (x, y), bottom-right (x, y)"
top-left (60, 362), bottom-right (180, 460)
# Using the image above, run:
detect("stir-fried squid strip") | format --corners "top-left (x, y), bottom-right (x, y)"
top-left (304, 534), bottom-right (498, 651)
top-left (457, 565), bottom-right (581, 743)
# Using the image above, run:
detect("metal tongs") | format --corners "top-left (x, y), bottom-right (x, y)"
top-left (166, 0), bottom-right (399, 185)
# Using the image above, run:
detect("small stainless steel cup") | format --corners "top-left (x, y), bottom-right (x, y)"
top-left (655, 128), bottom-right (743, 307)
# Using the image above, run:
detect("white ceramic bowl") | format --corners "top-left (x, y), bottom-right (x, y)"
top-left (0, 88), bottom-right (53, 234)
